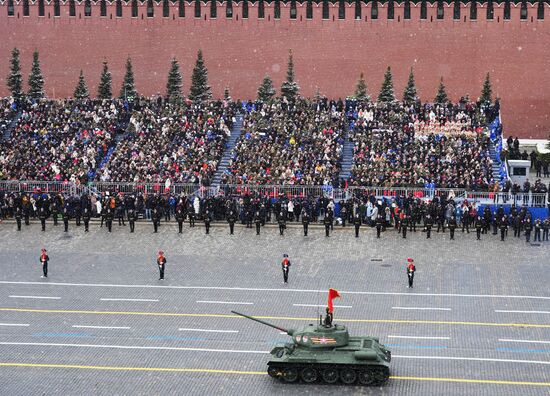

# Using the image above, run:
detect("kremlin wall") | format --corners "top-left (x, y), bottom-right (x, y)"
top-left (1, 0), bottom-right (549, 138)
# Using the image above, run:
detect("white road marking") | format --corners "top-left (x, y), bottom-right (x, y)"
top-left (100, 298), bottom-right (159, 302)
top-left (72, 325), bottom-right (130, 330)
top-left (8, 295), bottom-right (61, 300)
top-left (495, 310), bottom-right (550, 314)
top-left (392, 307), bottom-right (451, 311)
top-left (292, 304), bottom-right (352, 308)
top-left (0, 323), bottom-right (30, 327)
top-left (0, 342), bottom-right (267, 354)
top-left (392, 355), bottom-right (550, 365)
top-left (1, 281), bottom-right (550, 301)
top-left (388, 335), bottom-right (451, 340)
top-left (0, 342), bottom-right (549, 365)
top-left (196, 301), bottom-right (253, 305)
top-left (178, 328), bottom-right (239, 333)
top-left (498, 339), bottom-right (550, 345)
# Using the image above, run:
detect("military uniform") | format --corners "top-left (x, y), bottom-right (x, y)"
top-left (82, 208), bottom-right (91, 232)
top-left (424, 214), bottom-right (433, 239)
top-left (534, 219), bottom-right (542, 242)
top-left (227, 211), bottom-right (237, 235)
top-left (543, 219), bottom-right (550, 241)
top-left (401, 215), bottom-right (408, 239)
top-left (105, 208), bottom-right (114, 232)
top-left (376, 215), bottom-right (384, 238)
top-left (353, 214), bottom-right (361, 238)
top-left (128, 209), bottom-right (137, 233)
top-left (175, 208), bottom-right (184, 234)
top-left (152, 209), bottom-right (161, 233)
top-left (62, 209), bottom-right (70, 232)
top-left (157, 251), bottom-right (166, 280)
top-left (323, 214), bottom-right (331, 237)
top-left (406, 258), bottom-right (416, 288)
top-left (302, 212), bottom-right (310, 236)
top-left (281, 255), bottom-right (291, 284)
top-left (38, 207), bottom-right (47, 231)
top-left (40, 249), bottom-right (49, 278)
top-left (204, 210), bottom-right (212, 234)
top-left (500, 216), bottom-right (508, 241)
top-left (448, 216), bottom-right (457, 240)
top-left (15, 208), bottom-right (22, 231)
top-left (524, 218), bottom-right (533, 243)
top-left (278, 213), bottom-right (286, 236)
top-left (475, 216), bottom-right (483, 240)
top-left (254, 211), bottom-right (262, 235)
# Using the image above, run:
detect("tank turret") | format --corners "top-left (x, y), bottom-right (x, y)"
top-left (232, 310), bottom-right (391, 385)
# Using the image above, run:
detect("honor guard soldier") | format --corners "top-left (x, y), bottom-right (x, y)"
top-left (406, 258), bottom-right (416, 288)
top-left (475, 216), bottom-right (483, 240)
top-left (38, 207), bottom-right (47, 232)
top-left (175, 207), bottom-right (184, 234)
top-left (401, 214), bottom-right (408, 239)
top-left (63, 208), bottom-right (70, 232)
top-left (500, 216), bottom-right (508, 241)
top-left (340, 204), bottom-right (348, 227)
top-left (152, 208), bottom-right (161, 233)
top-left (15, 207), bottom-right (22, 231)
top-left (534, 219), bottom-right (542, 242)
top-left (157, 251), bottom-right (166, 280)
top-left (278, 212), bottom-right (286, 236)
top-left (74, 204), bottom-right (82, 227)
top-left (281, 254), bottom-right (291, 284)
top-left (301, 211), bottom-right (310, 237)
top-left (204, 209), bottom-right (212, 235)
top-left (40, 248), bottom-right (49, 278)
top-left (227, 210), bottom-right (237, 235)
top-left (524, 217), bottom-right (533, 243)
top-left (353, 213), bottom-right (361, 238)
top-left (105, 208), bottom-right (114, 232)
top-left (448, 215), bottom-right (457, 240)
top-left (376, 214), bottom-right (384, 238)
top-left (128, 209), bottom-right (137, 233)
top-left (188, 209), bottom-right (196, 228)
top-left (254, 211), bottom-right (262, 235)
top-left (323, 213), bottom-right (331, 237)
top-left (51, 201), bottom-right (59, 226)
top-left (513, 215), bottom-right (522, 238)
top-left (82, 208), bottom-right (91, 232)
top-left (424, 214), bottom-right (433, 239)
top-left (543, 218), bottom-right (550, 241)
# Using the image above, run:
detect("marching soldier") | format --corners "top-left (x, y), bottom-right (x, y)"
top-left (63, 207), bottom-right (70, 232)
top-left (74, 204), bottom-right (82, 227)
top-left (281, 254), bottom-right (291, 284)
top-left (475, 216), bottom-right (483, 240)
top-left (128, 209), bottom-right (137, 233)
top-left (38, 207), bottom-right (47, 232)
top-left (424, 214), bottom-right (433, 239)
top-left (188, 208), bottom-right (195, 228)
top-left (15, 207), bottom-right (22, 231)
top-left (302, 211), bottom-right (310, 237)
top-left (448, 215), bottom-right (457, 240)
top-left (406, 258), bottom-right (416, 288)
top-left (51, 200), bottom-right (59, 226)
top-left (401, 214), bottom-right (408, 239)
top-left (254, 211), bottom-right (262, 236)
top-left (353, 213), bottom-right (361, 238)
top-left (323, 213), bottom-right (331, 237)
top-left (500, 215), bottom-right (508, 241)
top-left (278, 212), bottom-right (286, 236)
top-left (152, 208), bottom-right (161, 233)
top-left (157, 251), bottom-right (166, 280)
top-left (227, 210), bottom-right (237, 235)
top-left (82, 208), bottom-right (91, 232)
top-left (340, 204), bottom-right (348, 227)
top-left (204, 209), bottom-right (212, 235)
top-left (376, 214), bottom-right (384, 238)
top-left (39, 248), bottom-right (49, 278)
top-left (175, 207), bottom-right (184, 234)
top-left (105, 208), bottom-right (114, 232)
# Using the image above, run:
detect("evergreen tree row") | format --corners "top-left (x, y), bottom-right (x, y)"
top-left (6, 48), bottom-right (493, 106)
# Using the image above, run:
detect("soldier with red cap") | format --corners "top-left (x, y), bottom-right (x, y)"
top-left (281, 254), bottom-right (291, 284)
top-left (406, 258), bottom-right (416, 288)
top-left (39, 248), bottom-right (49, 278)
top-left (157, 251), bottom-right (167, 280)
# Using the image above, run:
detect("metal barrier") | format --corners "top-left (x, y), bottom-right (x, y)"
top-left (1, 181), bottom-right (548, 208)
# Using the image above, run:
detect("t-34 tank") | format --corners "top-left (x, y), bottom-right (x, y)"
top-left (231, 310), bottom-right (391, 385)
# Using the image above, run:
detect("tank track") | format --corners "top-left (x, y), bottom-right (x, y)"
top-left (267, 362), bottom-right (390, 386)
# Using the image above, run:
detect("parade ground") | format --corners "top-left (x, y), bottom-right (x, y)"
top-left (0, 222), bottom-right (549, 395)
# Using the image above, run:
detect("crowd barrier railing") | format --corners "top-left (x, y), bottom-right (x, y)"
top-left (0, 181), bottom-right (547, 208)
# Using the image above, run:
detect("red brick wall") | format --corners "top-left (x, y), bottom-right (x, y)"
top-left (1, 1), bottom-right (549, 138)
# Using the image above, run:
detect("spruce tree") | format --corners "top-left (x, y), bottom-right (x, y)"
top-left (480, 72), bottom-right (492, 104)
top-left (7, 48), bottom-right (23, 102)
top-left (354, 72), bottom-right (369, 102)
top-left (257, 75), bottom-right (276, 102)
top-left (28, 50), bottom-right (45, 100)
top-left (119, 57), bottom-right (137, 100)
top-left (165, 58), bottom-right (183, 104)
top-left (189, 50), bottom-right (212, 103)
top-left (224, 87), bottom-right (231, 101)
top-left (280, 50), bottom-right (300, 102)
top-left (434, 77), bottom-right (448, 104)
top-left (403, 67), bottom-right (417, 105)
top-left (377, 66), bottom-right (395, 102)
top-left (74, 70), bottom-right (90, 99)
top-left (98, 60), bottom-right (112, 100)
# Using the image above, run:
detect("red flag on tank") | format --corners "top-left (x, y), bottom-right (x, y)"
top-left (327, 288), bottom-right (341, 313)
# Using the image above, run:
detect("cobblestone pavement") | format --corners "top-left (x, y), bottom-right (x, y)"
top-left (0, 221), bottom-right (549, 395)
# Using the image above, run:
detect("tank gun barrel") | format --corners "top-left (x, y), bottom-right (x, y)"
top-left (231, 311), bottom-right (290, 334)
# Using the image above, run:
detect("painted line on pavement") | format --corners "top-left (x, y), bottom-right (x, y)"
top-left (392, 307), bottom-right (451, 311)
top-left (2, 308), bottom-right (550, 328)
top-left (100, 298), bottom-right (159, 302)
top-left (386, 344), bottom-right (446, 350)
top-left (0, 323), bottom-right (30, 327)
top-left (499, 339), bottom-right (550, 345)
top-left (293, 304), bottom-right (352, 308)
top-left (32, 333), bottom-right (91, 338)
top-left (391, 354), bottom-right (550, 365)
top-left (496, 347), bottom-right (550, 354)
top-left (388, 335), bottom-right (450, 340)
top-left (196, 301), bottom-right (253, 305)
top-left (9, 295), bottom-right (61, 300)
top-left (72, 325), bottom-right (130, 330)
top-left (1, 281), bottom-right (550, 301)
top-left (178, 328), bottom-right (239, 333)
top-left (495, 310), bottom-right (550, 314)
